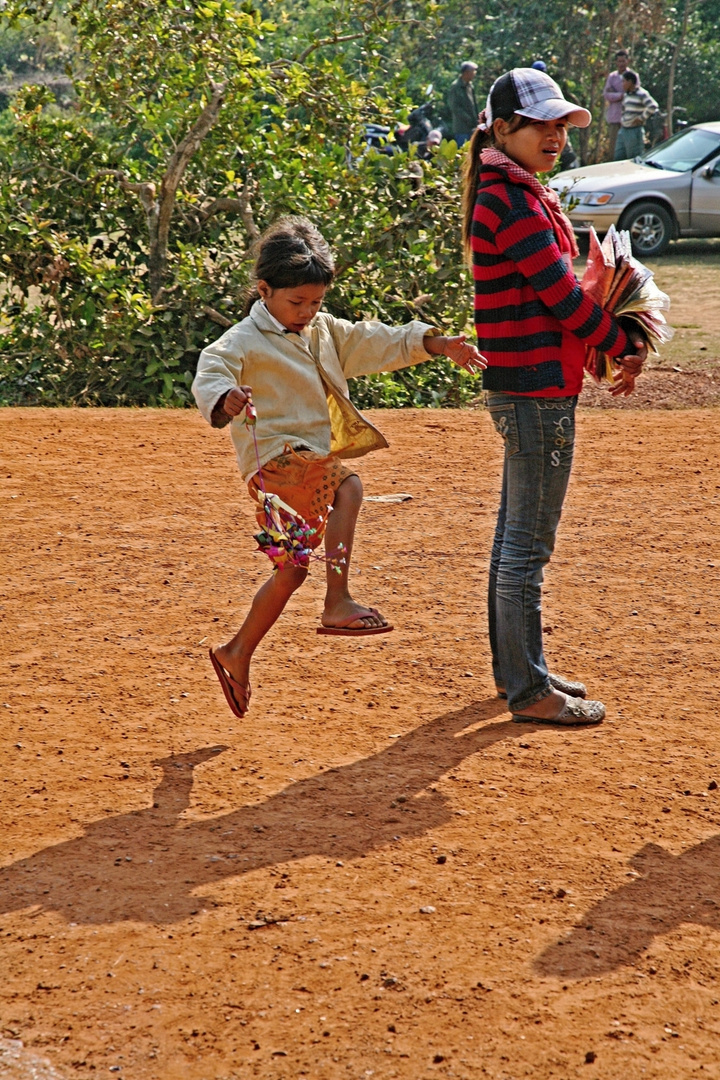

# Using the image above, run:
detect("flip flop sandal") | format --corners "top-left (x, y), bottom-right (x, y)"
top-left (317, 607), bottom-right (394, 637)
top-left (512, 695), bottom-right (605, 726)
top-left (208, 649), bottom-right (251, 719)
top-left (497, 673), bottom-right (587, 700)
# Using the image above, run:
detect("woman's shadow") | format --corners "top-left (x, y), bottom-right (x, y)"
top-left (0, 697), bottom-right (517, 925)
top-left (535, 836), bottom-right (720, 979)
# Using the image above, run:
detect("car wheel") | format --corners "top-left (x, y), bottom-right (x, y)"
top-left (618, 201), bottom-right (673, 257)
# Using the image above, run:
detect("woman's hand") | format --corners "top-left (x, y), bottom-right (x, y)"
top-left (222, 385), bottom-right (254, 417)
top-left (429, 333), bottom-right (488, 373)
top-left (610, 333), bottom-right (648, 397)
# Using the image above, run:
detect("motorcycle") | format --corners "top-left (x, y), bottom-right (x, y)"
top-left (362, 95), bottom-right (444, 160)
top-left (363, 121), bottom-right (400, 156)
top-left (394, 102), bottom-right (434, 153)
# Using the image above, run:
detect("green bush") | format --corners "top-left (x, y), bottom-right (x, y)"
top-left (0, 100), bottom-right (478, 408)
top-left (0, 0), bottom-right (481, 412)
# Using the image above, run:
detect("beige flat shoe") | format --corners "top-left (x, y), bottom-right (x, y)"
top-left (512, 694), bottom-right (605, 726)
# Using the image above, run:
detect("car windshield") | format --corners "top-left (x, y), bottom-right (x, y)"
top-left (642, 127), bottom-right (720, 173)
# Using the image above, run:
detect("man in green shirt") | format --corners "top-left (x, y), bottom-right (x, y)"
top-left (447, 61), bottom-right (479, 146)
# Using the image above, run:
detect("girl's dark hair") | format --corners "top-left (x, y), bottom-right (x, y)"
top-left (243, 215), bottom-right (335, 315)
top-left (461, 114), bottom-right (534, 257)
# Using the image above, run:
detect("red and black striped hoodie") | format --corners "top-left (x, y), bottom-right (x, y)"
top-left (472, 163), bottom-right (631, 396)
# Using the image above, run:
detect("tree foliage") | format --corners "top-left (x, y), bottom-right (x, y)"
top-left (0, 0), bottom-right (718, 410)
top-left (0, 0), bottom-right (481, 408)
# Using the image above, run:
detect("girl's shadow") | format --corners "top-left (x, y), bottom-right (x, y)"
top-left (535, 836), bottom-right (720, 979)
top-left (0, 698), bottom-right (516, 925)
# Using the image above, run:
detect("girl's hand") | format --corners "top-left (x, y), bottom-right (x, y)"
top-left (610, 367), bottom-right (636, 397)
top-left (441, 334), bottom-right (488, 373)
top-left (611, 332), bottom-right (648, 396)
top-left (222, 385), bottom-right (254, 418)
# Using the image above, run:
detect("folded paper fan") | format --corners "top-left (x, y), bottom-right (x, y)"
top-left (581, 225), bottom-right (674, 383)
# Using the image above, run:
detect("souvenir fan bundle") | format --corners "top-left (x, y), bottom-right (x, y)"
top-left (243, 402), bottom-right (346, 573)
top-left (580, 225), bottom-right (674, 383)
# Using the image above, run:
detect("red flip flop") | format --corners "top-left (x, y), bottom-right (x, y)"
top-left (208, 649), bottom-right (251, 719)
top-left (317, 608), bottom-right (394, 637)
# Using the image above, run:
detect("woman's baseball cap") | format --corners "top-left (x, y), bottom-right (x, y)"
top-left (485, 68), bottom-right (591, 128)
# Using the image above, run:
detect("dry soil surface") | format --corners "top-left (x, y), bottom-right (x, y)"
top-left (2, 405), bottom-right (720, 1080)
top-left (579, 240), bottom-right (720, 410)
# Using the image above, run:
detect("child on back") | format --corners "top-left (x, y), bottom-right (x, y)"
top-left (192, 215), bottom-right (485, 719)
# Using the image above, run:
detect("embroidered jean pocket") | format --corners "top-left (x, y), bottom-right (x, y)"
top-left (488, 403), bottom-right (520, 457)
top-left (539, 399), bottom-right (575, 469)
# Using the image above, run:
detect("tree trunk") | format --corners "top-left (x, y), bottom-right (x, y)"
top-left (666, 0), bottom-right (693, 135)
top-left (149, 81), bottom-right (226, 302)
top-left (592, 14), bottom-right (620, 164)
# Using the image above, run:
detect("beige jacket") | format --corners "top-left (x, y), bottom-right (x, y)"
top-left (192, 301), bottom-right (438, 480)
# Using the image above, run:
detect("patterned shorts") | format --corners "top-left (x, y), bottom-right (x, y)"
top-left (247, 445), bottom-right (356, 550)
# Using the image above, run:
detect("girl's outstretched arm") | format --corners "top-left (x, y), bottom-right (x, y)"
top-left (423, 333), bottom-right (487, 374)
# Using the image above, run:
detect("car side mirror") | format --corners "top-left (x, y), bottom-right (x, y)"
top-left (702, 161), bottom-right (720, 179)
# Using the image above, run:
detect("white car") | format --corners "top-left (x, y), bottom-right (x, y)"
top-left (550, 121), bottom-right (720, 256)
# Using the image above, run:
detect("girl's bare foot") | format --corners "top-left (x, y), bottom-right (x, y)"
top-left (212, 643), bottom-right (251, 692)
top-left (320, 599), bottom-right (388, 630)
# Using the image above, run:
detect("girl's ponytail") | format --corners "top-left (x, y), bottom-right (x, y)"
top-left (242, 285), bottom-right (261, 318)
top-left (461, 126), bottom-right (492, 259)
top-left (461, 112), bottom-right (534, 260)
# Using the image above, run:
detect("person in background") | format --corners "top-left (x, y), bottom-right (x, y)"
top-left (614, 69), bottom-right (659, 160)
top-left (447, 61), bottom-right (479, 147)
top-left (418, 128), bottom-right (443, 160)
top-left (603, 48), bottom-right (631, 159)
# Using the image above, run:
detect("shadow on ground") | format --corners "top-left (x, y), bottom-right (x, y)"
top-left (4, 700), bottom-right (720, 977)
top-left (0, 698), bottom-right (516, 925)
top-left (535, 838), bottom-right (720, 978)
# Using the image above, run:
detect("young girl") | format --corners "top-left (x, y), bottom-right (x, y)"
top-left (462, 68), bottom-right (647, 726)
top-left (193, 216), bottom-right (485, 719)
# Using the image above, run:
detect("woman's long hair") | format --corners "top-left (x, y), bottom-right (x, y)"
top-left (243, 216), bottom-right (335, 316)
top-left (461, 116), bottom-right (534, 259)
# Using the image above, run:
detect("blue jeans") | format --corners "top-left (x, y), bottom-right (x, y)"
top-left (486, 393), bottom-right (577, 711)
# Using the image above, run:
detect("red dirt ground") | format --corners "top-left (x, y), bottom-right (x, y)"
top-left (1, 403), bottom-right (720, 1080)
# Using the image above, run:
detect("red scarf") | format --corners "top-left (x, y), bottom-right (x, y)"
top-left (480, 148), bottom-right (579, 258)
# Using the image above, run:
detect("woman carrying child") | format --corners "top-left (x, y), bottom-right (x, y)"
top-left (193, 216), bottom-right (485, 719)
top-left (462, 68), bottom-right (647, 726)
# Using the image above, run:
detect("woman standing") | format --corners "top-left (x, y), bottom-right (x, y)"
top-left (463, 68), bottom-right (646, 724)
